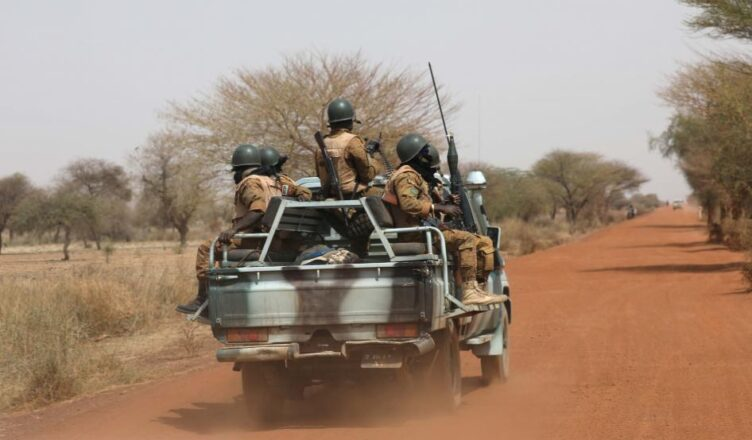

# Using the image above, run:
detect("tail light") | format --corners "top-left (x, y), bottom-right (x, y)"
top-left (226, 328), bottom-right (268, 343)
top-left (376, 323), bottom-right (419, 339)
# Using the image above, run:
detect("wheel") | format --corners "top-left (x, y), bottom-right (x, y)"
top-left (241, 363), bottom-right (286, 426)
top-left (431, 322), bottom-right (462, 410)
top-left (480, 307), bottom-right (510, 385)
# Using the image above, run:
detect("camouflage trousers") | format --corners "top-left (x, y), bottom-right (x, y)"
top-left (441, 229), bottom-right (495, 282)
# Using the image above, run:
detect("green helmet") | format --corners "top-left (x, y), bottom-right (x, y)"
top-left (231, 144), bottom-right (261, 168)
top-left (396, 133), bottom-right (431, 164)
top-left (427, 144), bottom-right (441, 169)
top-left (327, 98), bottom-right (357, 125)
top-left (259, 146), bottom-right (281, 167)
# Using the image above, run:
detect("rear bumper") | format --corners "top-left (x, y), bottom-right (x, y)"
top-left (216, 334), bottom-right (436, 363)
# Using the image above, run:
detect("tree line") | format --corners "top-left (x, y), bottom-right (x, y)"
top-left (1, 51), bottom-right (655, 259)
top-left (653, 0), bottom-right (752, 246)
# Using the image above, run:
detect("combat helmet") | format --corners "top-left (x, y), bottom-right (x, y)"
top-left (231, 144), bottom-right (261, 168)
top-left (259, 146), bottom-right (281, 167)
top-left (396, 133), bottom-right (431, 164)
top-left (327, 98), bottom-right (359, 125)
top-left (427, 144), bottom-right (441, 169)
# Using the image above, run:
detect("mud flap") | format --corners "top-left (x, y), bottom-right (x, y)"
top-left (442, 302), bottom-right (503, 320)
top-left (470, 317), bottom-right (504, 357)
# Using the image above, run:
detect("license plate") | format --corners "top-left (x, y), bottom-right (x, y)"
top-left (360, 351), bottom-right (403, 369)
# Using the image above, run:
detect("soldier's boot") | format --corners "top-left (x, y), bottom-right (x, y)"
top-left (176, 279), bottom-right (208, 316)
top-left (461, 281), bottom-right (504, 305)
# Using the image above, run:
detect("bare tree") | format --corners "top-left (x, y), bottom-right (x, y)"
top-left (162, 51), bottom-right (457, 177)
top-left (0, 173), bottom-right (32, 254)
top-left (132, 132), bottom-right (215, 245)
top-left (58, 159), bottom-right (132, 249)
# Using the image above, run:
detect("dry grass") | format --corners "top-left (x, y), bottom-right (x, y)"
top-left (0, 246), bottom-right (205, 411)
top-left (500, 217), bottom-right (573, 256)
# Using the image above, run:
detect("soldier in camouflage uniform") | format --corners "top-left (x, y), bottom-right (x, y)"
top-left (424, 145), bottom-right (496, 285)
top-left (315, 98), bottom-right (376, 198)
top-left (177, 144), bottom-right (312, 315)
top-left (315, 98), bottom-right (379, 256)
top-left (383, 134), bottom-right (502, 306)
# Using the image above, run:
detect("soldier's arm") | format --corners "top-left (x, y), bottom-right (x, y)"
top-left (346, 138), bottom-right (376, 182)
top-left (395, 174), bottom-right (432, 219)
top-left (219, 181), bottom-right (265, 242)
top-left (279, 175), bottom-right (312, 201)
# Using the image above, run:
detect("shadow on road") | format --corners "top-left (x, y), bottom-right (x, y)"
top-left (618, 241), bottom-right (708, 249)
top-left (157, 376), bottom-right (487, 434)
top-left (584, 262), bottom-right (744, 274)
top-left (636, 224), bottom-right (705, 230)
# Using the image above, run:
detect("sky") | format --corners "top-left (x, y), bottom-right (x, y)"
top-left (0, 0), bottom-right (739, 200)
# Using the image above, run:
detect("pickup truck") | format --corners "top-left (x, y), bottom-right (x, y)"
top-left (193, 170), bottom-right (511, 423)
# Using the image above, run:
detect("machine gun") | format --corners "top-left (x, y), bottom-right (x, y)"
top-left (428, 62), bottom-right (477, 233)
top-left (366, 132), bottom-right (395, 177)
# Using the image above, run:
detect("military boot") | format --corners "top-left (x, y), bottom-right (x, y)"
top-left (176, 279), bottom-right (208, 316)
top-left (461, 281), bottom-right (504, 305)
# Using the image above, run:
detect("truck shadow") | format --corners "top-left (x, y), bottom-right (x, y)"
top-left (157, 377), bottom-right (486, 433)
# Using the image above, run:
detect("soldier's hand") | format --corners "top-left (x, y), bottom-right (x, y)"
top-left (435, 204), bottom-right (461, 218)
top-left (450, 194), bottom-right (461, 205)
top-left (218, 228), bottom-right (236, 244)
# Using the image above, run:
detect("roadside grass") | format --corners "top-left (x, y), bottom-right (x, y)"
top-left (500, 217), bottom-right (573, 256)
top-left (499, 210), bottom-right (632, 256)
top-left (0, 255), bottom-right (197, 411)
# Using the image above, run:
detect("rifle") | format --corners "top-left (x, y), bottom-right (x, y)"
top-left (428, 62), bottom-right (477, 233)
top-left (314, 130), bottom-right (349, 228)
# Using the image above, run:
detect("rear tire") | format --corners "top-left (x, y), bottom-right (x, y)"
top-left (480, 307), bottom-right (510, 385)
top-left (431, 322), bottom-right (462, 410)
top-left (241, 363), bottom-right (285, 426)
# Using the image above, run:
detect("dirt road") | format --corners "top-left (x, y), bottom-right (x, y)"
top-left (5, 207), bottom-right (752, 439)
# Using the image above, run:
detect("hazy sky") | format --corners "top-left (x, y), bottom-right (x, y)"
top-left (0, 0), bottom-right (736, 199)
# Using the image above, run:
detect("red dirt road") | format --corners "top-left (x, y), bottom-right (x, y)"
top-left (5, 207), bottom-right (752, 439)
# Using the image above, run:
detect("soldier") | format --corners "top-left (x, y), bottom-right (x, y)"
top-left (383, 134), bottom-right (503, 306)
top-left (425, 145), bottom-right (496, 285)
top-left (176, 144), bottom-right (311, 315)
top-left (315, 98), bottom-right (376, 198)
top-left (258, 146), bottom-right (312, 202)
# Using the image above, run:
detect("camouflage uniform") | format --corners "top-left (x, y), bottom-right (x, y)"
top-left (383, 165), bottom-right (482, 282)
top-left (195, 173), bottom-right (311, 281)
top-left (315, 128), bottom-right (376, 198)
top-left (430, 181), bottom-right (495, 282)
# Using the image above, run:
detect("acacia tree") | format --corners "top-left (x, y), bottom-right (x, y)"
top-left (0, 173), bottom-right (32, 254)
top-left (13, 189), bottom-right (92, 260)
top-left (58, 159), bottom-right (132, 249)
top-left (533, 150), bottom-right (646, 225)
top-left (162, 51), bottom-right (456, 177)
top-left (132, 132), bottom-right (215, 245)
